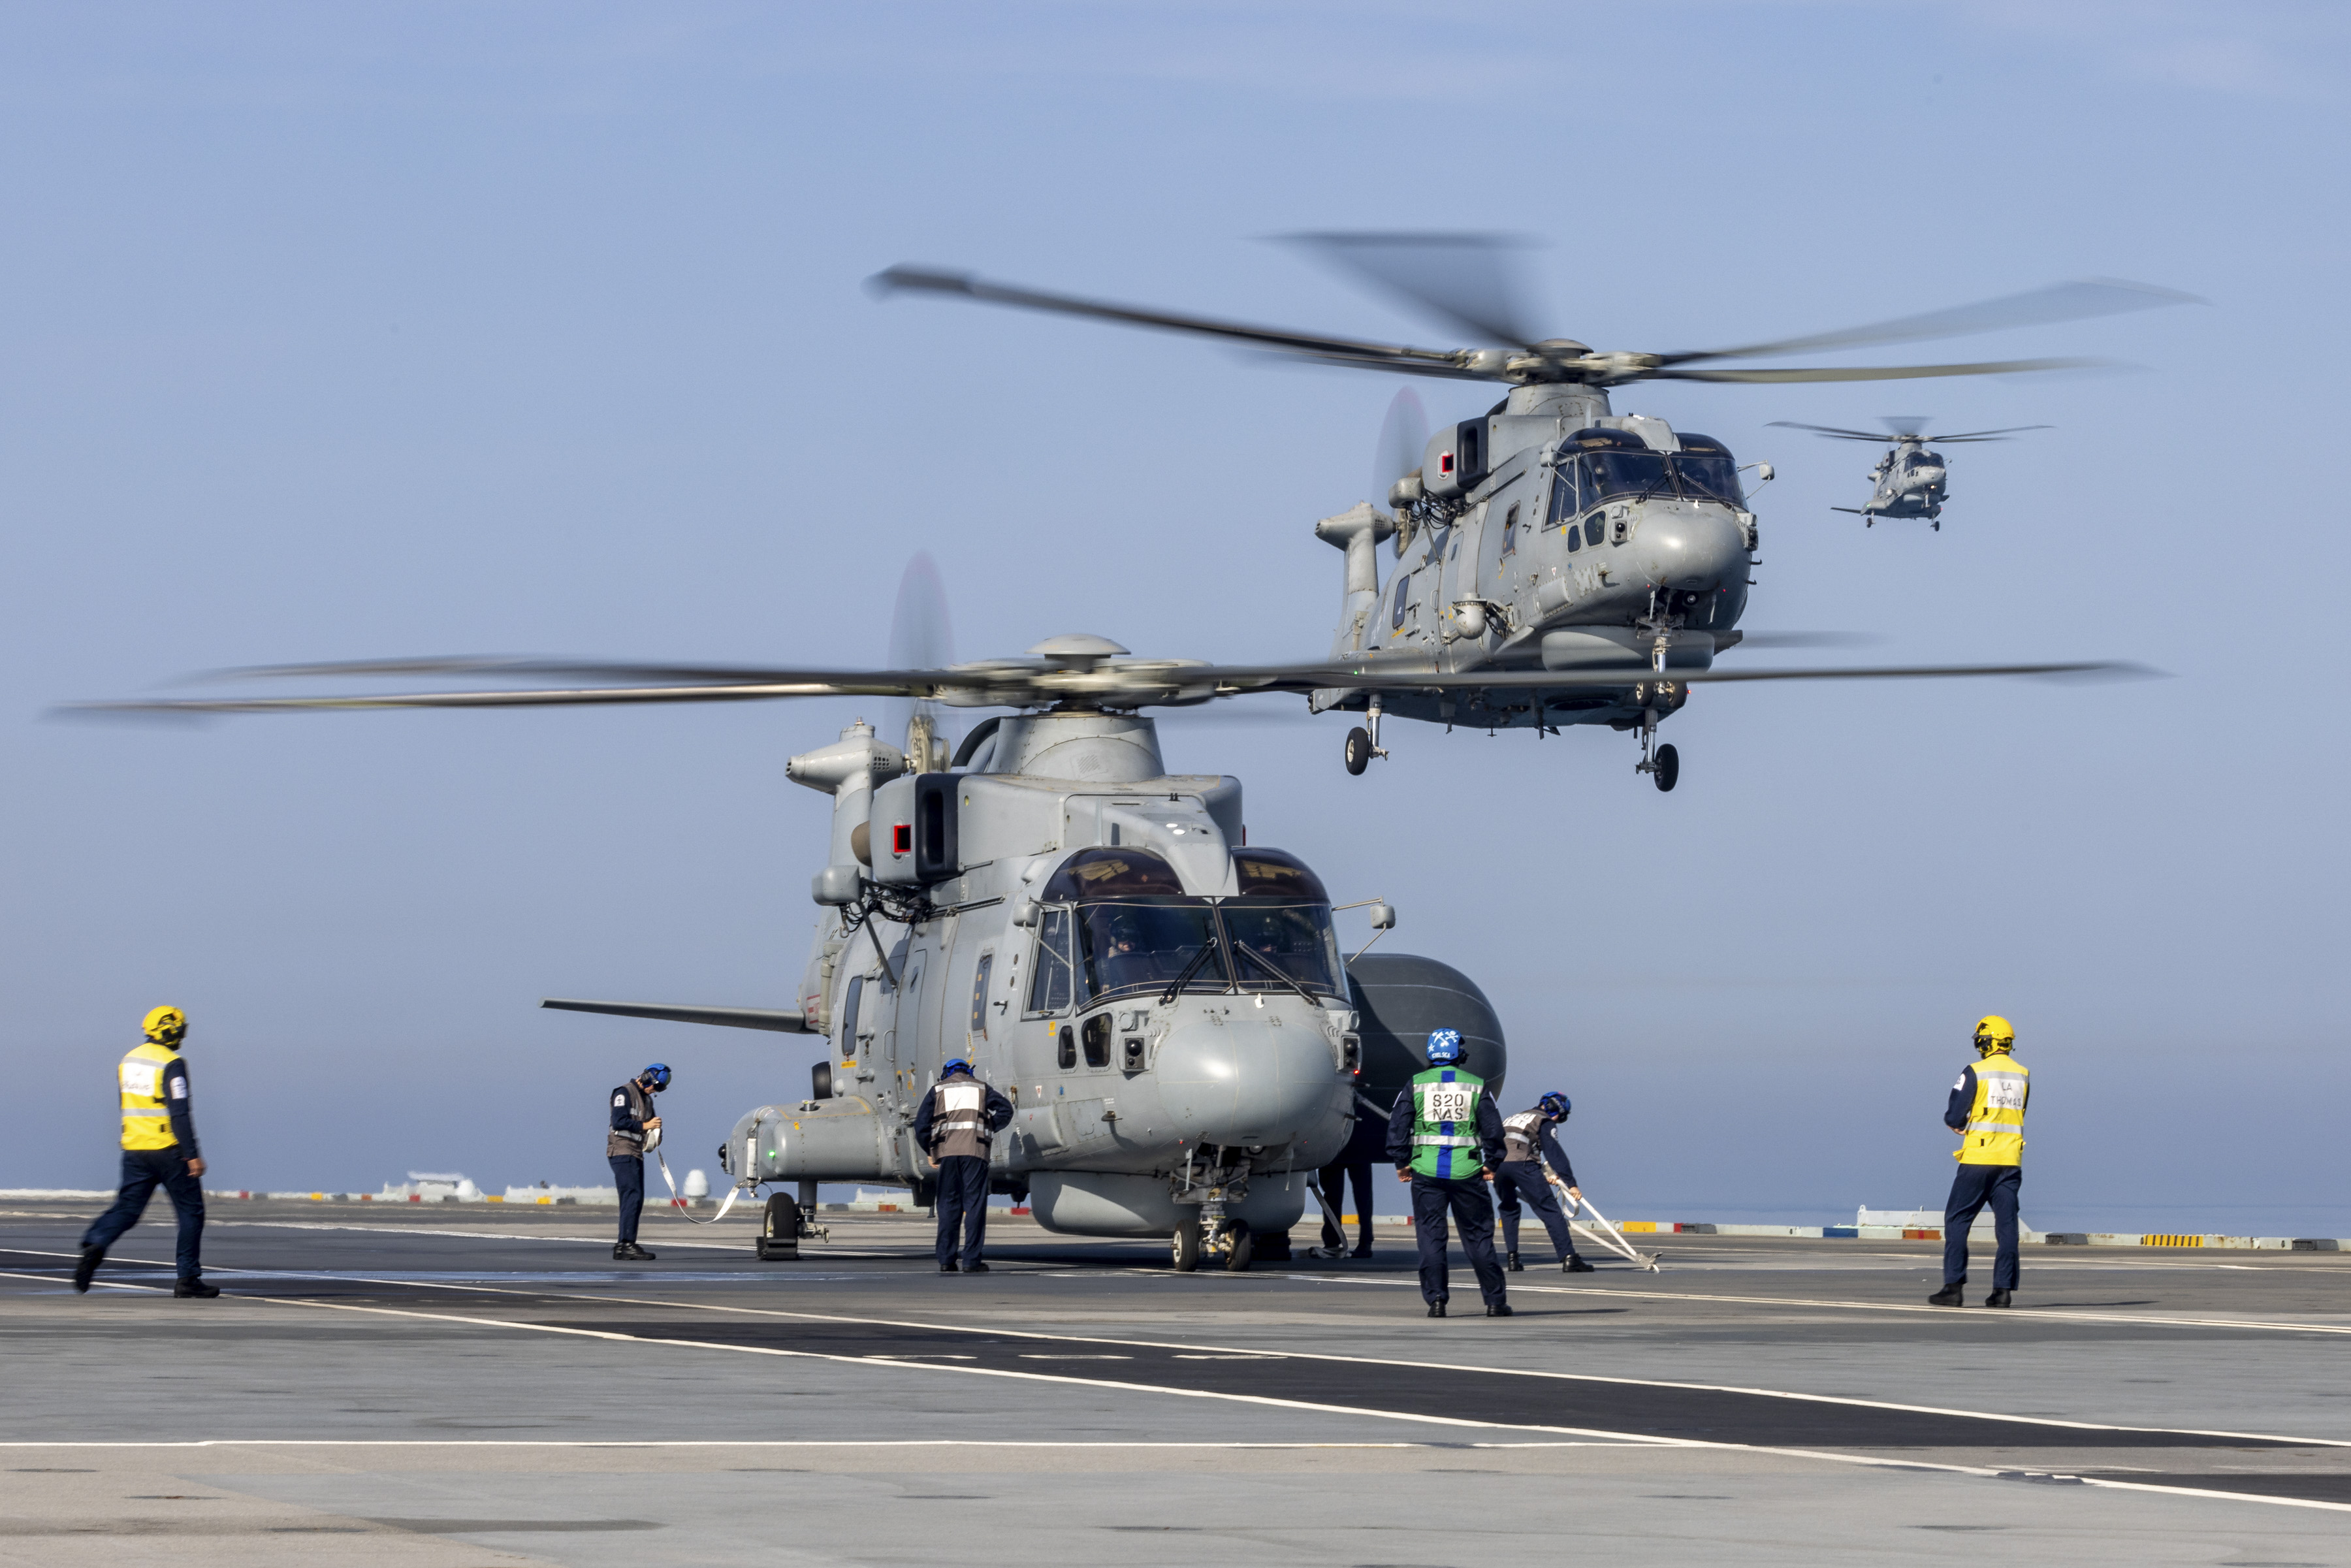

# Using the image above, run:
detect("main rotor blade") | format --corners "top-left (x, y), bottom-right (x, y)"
top-left (74, 652), bottom-right (2155, 720)
top-left (1659, 278), bottom-right (2200, 368)
top-left (1281, 660), bottom-right (2154, 692)
top-left (1765, 421), bottom-right (1899, 441)
top-left (868, 265), bottom-right (1484, 377)
top-left (207, 654), bottom-right (954, 686)
top-left (1657, 357), bottom-right (2102, 385)
top-left (1927, 424), bottom-right (2054, 442)
top-left (67, 682), bottom-right (870, 716)
top-left (1277, 232), bottom-right (1541, 347)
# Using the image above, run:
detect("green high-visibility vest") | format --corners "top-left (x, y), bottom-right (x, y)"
top-left (1409, 1066), bottom-right (1488, 1179)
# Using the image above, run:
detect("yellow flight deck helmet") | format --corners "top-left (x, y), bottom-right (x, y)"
top-left (142, 1006), bottom-right (187, 1046)
top-left (1972, 1014), bottom-right (2015, 1056)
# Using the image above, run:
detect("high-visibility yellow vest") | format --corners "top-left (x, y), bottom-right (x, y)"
top-left (118, 1040), bottom-right (183, 1151)
top-left (1955, 1053), bottom-right (2028, 1166)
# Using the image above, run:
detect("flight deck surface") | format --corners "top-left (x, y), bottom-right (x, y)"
top-left (5, 1199), bottom-right (2350, 1565)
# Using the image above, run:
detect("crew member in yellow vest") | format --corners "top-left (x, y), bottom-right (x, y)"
top-left (74, 1007), bottom-right (217, 1298)
top-left (1928, 1015), bottom-right (2029, 1309)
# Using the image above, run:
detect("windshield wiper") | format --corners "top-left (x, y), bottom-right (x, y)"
top-left (1159, 938), bottom-right (1224, 1004)
top-left (1232, 941), bottom-right (1322, 1006)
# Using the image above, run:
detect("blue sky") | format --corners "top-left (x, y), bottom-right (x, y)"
top-left (4, 3), bottom-right (2346, 1230)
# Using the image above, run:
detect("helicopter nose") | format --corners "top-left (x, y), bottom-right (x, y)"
top-left (1154, 1012), bottom-right (1345, 1149)
top-left (1633, 504), bottom-right (1747, 592)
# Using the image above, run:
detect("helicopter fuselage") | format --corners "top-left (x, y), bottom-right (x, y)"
top-left (1312, 382), bottom-right (1756, 734)
top-left (1855, 438), bottom-right (1949, 521)
top-left (727, 712), bottom-right (1373, 1243)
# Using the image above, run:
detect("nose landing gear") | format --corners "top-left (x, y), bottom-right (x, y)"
top-left (1343, 697), bottom-right (1389, 776)
top-left (1633, 696), bottom-right (1681, 793)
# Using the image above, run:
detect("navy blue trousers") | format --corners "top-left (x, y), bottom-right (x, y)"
top-left (610, 1155), bottom-right (645, 1243)
top-left (1943, 1162), bottom-right (2022, 1290)
top-left (1410, 1174), bottom-right (1508, 1307)
top-left (1318, 1162), bottom-right (1375, 1253)
top-left (934, 1155), bottom-right (989, 1268)
top-left (83, 1148), bottom-right (206, 1279)
top-left (1494, 1161), bottom-right (1580, 1261)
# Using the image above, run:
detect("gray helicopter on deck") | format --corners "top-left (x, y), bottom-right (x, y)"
top-left (78, 639), bottom-right (1527, 1272)
top-left (1768, 417), bottom-right (2051, 529)
top-left (872, 238), bottom-right (2186, 788)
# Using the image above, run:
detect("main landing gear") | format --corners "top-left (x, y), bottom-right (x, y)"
top-left (1343, 697), bottom-right (1388, 776)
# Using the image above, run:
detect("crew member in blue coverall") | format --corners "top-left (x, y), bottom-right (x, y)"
top-left (76, 1006), bottom-right (217, 1298)
top-left (1317, 1092), bottom-right (1388, 1258)
top-left (608, 1063), bottom-right (670, 1262)
top-left (1386, 1028), bottom-right (1511, 1318)
top-left (913, 1059), bottom-right (1015, 1273)
top-left (1929, 1016), bottom-right (2030, 1309)
top-left (1496, 1092), bottom-right (1593, 1273)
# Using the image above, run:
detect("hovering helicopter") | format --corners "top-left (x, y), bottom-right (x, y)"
top-left (872, 238), bottom-right (2188, 788)
top-left (1768, 417), bottom-right (2051, 529)
top-left (72, 622), bottom-right (2143, 1260)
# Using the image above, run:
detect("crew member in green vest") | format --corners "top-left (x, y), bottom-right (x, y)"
top-left (75, 1006), bottom-right (217, 1298)
top-left (1928, 1014), bottom-right (2030, 1309)
top-left (1384, 1027), bottom-right (1510, 1318)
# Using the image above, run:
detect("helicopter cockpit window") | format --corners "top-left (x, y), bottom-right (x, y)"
top-left (1582, 450), bottom-right (1670, 502)
top-left (1221, 904), bottom-right (1345, 999)
top-left (1390, 572), bottom-right (1412, 632)
top-left (1224, 848), bottom-right (1344, 999)
top-left (1500, 503), bottom-right (1520, 557)
top-left (1671, 454), bottom-right (1744, 504)
top-left (1233, 848), bottom-right (1330, 903)
top-left (1076, 900), bottom-right (1228, 1003)
top-left (1041, 848), bottom-right (1184, 903)
top-left (1027, 908), bottom-right (1075, 1015)
top-left (1547, 466), bottom-right (1580, 526)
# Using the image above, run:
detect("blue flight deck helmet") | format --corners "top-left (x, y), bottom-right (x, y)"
top-left (1425, 1029), bottom-right (1463, 1066)
top-left (1538, 1091), bottom-right (1571, 1121)
top-left (940, 1058), bottom-right (974, 1078)
top-left (641, 1063), bottom-right (672, 1093)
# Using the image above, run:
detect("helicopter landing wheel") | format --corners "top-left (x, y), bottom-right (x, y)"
top-left (1222, 1221), bottom-right (1254, 1273)
top-left (1653, 743), bottom-right (1680, 793)
top-left (1171, 1219), bottom-right (1203, 1272)
top-left (1343, 728), bottom-right (1372, 775)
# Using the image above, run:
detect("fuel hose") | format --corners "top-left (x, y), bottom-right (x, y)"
top-left (653, 1142), bottom-right (752, 1226)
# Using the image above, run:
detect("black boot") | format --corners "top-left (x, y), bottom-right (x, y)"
top-left (1927, 1282), bottom-right (1964, 1306)
top-left (938, 1259), bottom-right (960, 1273)
top-left (174, 1277), bottom-right (220, 1298)
top-left (1506, 1250), bottom-right (1524, 1272)
top-left (1426, 1301), bottom-right (1446, 1318)
top-left (1565, 1256), bottom-right (1596, 1273)
top-left (1983, 1288), bottom-right (2013, 1309)
top-left (963, 1261), bottom-right (989, 1273)
top-left (1485, 1302), bottom-right (1514, 1318)
top-left (613, 1241), bottom-right (656, 1261)
top-left (72, 1245), bottom-right (103, 1294)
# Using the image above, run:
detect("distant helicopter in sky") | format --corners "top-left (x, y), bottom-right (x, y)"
top-left (1768, 417), bottom-right (2051, 530)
